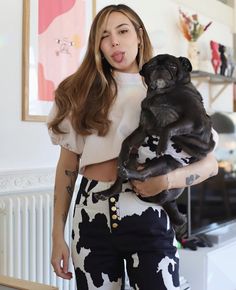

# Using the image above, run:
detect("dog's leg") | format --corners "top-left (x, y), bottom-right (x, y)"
top-left (149, 188), bottom-right (184, 204)
top-left (123, 155), bottom-right (181, 181)
top-left (172, 134), bottom-right (215, 158)
top-left (174, 222), bottom-right (188, 242)
top-left (118, 126), bottom-right (146, 179)
top-left (93, 152), bottom-right (141, 201)
top-left (157, 119), bottom-right (195, 154)
top-left (94, 127), bottom-right (146, 200)
top-left (93, 154), bottom-right (139, 201)
top-left (163, 200), bottom-right (187, 226)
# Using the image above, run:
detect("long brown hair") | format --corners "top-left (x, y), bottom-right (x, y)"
top-left (48, 4), bottom-right (153, 136)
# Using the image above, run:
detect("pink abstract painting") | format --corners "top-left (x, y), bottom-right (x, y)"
top-left (38, 0), bottom-right (86, 101)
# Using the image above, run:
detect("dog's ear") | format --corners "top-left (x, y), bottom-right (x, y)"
top-left (179, 57), bottom-right (192, 72)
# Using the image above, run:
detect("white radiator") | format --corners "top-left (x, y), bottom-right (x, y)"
top-left (0, 192), bottom-right (76, 290)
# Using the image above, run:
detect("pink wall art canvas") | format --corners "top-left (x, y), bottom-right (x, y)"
top-left (22, 0), bottom-right (95, 121)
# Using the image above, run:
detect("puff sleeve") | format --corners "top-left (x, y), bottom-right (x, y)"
top-left (47, 103), bottom-right (84, 155)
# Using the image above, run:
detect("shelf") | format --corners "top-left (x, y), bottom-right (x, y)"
top-left (191, 70), bottom-right (236, 84)
top-left (190, 70), bottom-right (236, 109)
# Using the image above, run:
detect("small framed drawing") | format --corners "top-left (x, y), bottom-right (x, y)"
top-left (22, 0), bottom-right (96, 122)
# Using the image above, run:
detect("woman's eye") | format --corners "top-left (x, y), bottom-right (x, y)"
top-left (119, 29), bottom-right (128, 34)
top-left (101, 34), bottom-right (109, 39)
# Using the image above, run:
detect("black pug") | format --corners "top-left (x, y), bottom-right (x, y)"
top-left (94, 54), bottom-right (215, 226)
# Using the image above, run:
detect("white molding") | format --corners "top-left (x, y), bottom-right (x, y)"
top-left (0, 168), bottom-right (55, 195)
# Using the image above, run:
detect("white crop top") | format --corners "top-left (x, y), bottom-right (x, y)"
top-left (47, 72), bottom-right (147, 173)
top-left (47, 71), bottom-right (218, 174)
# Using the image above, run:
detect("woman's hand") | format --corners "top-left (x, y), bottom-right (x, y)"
top-left (51, 238), bottom-right (73, 280)
top-left (131, 174), bottom-right (168, 197)
top-left (131, 153), bottom-right (218, 198)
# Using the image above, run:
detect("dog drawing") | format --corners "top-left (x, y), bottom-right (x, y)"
top-left (94, 54), bottom-right (215, 226)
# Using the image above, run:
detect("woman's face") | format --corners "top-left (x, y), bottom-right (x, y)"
top-left (100, 12), bottom-right (140, 73)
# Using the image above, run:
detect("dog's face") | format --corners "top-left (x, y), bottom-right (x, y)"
top-left (140, 54), bottom-right (192, 91)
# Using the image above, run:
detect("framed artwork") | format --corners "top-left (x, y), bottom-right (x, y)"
top-left (22, 0), bottom-right (96, 122)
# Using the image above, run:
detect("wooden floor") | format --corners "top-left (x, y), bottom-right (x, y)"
top-left (0, 275), bottom-right (58, 290)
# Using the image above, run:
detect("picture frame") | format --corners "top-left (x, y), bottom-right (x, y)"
top-left (234, 83), bottom-right (236, 112)
top-left (22, 0), bottom-right (96, 122)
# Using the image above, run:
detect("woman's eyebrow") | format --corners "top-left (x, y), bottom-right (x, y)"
top-left (115, 23), bottom-right (130, 29)
top-left (103, 23), bottom-right (130, 33)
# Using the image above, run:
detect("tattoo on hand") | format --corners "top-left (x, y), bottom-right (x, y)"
top-left (65, 169), bottom-right (78, 198)
top-left (186, 174), bottom-right (200, 186)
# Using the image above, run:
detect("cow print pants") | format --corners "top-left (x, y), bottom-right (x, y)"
top-left (71, 176), bottom-right (180, 290)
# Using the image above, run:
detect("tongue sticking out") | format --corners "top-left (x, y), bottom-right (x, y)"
top-left (112, 52), bottom-right (124, 63)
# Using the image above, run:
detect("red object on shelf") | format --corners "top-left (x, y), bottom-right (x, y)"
top-left (210, 40), bottom-right (221, 74)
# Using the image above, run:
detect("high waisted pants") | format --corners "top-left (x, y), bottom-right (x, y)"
top-left (71, 177), bottom-right (180, 290)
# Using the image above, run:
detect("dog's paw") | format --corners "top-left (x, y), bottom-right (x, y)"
top-left (156, 147), bottom-right (165, 155)
top-left (174, 222), bottom-right (188, 241)
top-left (156, 139), bottom-right (168, 155)
top-left (118, 165), bottom-right (129, 179)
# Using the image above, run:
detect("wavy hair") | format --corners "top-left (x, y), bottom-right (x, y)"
top-left (48, 4), bottom-right (153, 136)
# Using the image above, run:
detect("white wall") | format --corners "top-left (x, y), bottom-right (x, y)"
top-left (0, 0), bottom-right (59, 171)
top-left (0, 0), bottom-right (235, 173)
top-left (97, 0), bottom-right (233, 66)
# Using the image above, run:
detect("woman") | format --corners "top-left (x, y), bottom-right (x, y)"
top-left (48, 4), bottom-right (218, 290)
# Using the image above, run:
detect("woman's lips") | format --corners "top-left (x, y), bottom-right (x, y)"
top-left (111, 51), bottom-right (125, 63)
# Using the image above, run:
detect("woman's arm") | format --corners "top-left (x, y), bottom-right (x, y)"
top-left (132, 152), bottom-right (218, 197)
top-left (51, 147), bottom-right (79, 279)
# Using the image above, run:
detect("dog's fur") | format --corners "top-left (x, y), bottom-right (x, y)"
top-left (94, 54), bottom-right (215, 225)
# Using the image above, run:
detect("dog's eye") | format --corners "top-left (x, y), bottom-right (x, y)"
top-left (168, 63), bottom-right (177, 72)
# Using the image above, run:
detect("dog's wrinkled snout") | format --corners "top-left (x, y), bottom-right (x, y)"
top-left (154, 79), bottom-right (166, 89)
top-left (150, 81), bottom-right (157, 90)
top-left (150, 78), bottom-right (166, 90)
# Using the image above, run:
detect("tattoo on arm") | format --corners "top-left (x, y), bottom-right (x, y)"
top-left (186, 174), bottom-right (200, 186)
top-left (65, 169), bottom-right (78, 198)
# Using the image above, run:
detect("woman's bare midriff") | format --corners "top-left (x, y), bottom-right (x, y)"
top-left (83, 158), bottom-right (118, 181)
